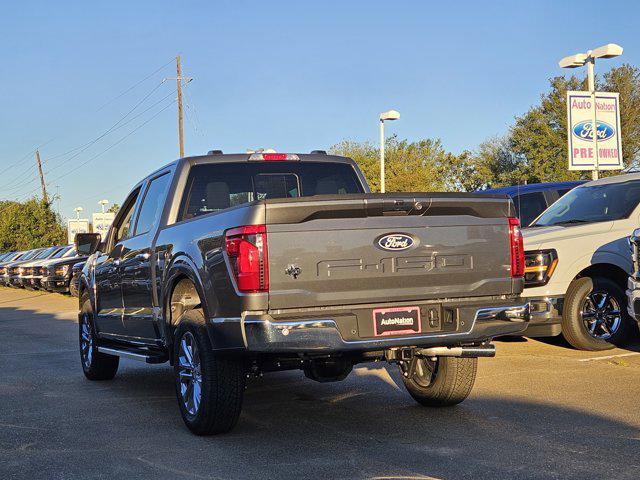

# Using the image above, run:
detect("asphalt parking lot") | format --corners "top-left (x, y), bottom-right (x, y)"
top-left (0, 287), bottom-right (639, 480)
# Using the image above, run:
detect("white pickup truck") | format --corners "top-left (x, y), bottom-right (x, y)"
top-left (521, 173), bottom-right (640, 350)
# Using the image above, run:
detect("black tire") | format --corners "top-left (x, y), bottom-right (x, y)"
top-left (79, 296), bottom-right (119, 380)
top-left (401, 356), bottom-right (477, 407)
top-left (562, 276), bottom-right (634, 351)
top-left (173, 309), bottom-right (246, 435)
top-left (69, 275), bottom-right (79, 297)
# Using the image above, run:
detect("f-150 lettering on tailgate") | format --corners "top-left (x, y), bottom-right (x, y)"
top-left (317, 254), bottom-right (472, 277)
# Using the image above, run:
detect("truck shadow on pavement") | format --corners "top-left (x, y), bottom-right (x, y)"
top-left (1, 302), bottom-right (639, 480)
top-left (531, 331), bottom-right (640, 353)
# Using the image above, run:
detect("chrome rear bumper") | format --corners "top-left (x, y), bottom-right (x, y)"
top-left (241, 303), bottom-right (530, 353)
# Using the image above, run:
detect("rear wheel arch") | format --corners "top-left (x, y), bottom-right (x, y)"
top-left (163, 256), bottom-right (209, 345)
top-left (167, 276), bottom-right (203, 328)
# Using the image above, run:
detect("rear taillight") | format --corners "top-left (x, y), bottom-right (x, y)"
top-left (225, 225), bottom-right (269, 293)
top-left (509, 217), bottom-right (525, 277)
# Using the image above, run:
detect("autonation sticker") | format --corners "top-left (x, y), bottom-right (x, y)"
top-left (566, 91), bottom-right (623, 171)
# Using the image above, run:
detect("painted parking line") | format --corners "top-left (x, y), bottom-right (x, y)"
top-left (578, 352), bottom-right (640, 362)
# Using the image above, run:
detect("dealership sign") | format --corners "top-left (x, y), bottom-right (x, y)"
top-left (92, 212), bottom-right (115, 239)
top-left (566, 91), bottom-right (623, 170)
top-left (67, 219), bottom-right (90, 245)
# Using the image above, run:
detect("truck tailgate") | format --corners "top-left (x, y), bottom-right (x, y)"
top-left (264, 194), bottom-right (517, 310)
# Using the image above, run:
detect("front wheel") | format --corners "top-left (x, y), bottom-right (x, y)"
top-left (69, 275), bottom-right (79, 297)
top-left (400, 356), bottom-right (477, 407)
top-left (562, 276), bottom-right (634, 351)
top-left (173, 309), bottom-right (246, 435)
top-left (79, 297), bottom-right (119, 380)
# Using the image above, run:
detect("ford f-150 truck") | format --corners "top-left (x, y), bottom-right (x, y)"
top-left (76, 151), bottom-right (530, 435)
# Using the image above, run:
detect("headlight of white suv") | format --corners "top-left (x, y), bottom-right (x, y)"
top-left (524, 250), bottom-right (558, 287)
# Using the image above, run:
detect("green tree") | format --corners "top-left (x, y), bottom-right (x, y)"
top-left (504, 64), bottom-right (640, 183)
top-left (0, 198), bottom-right (66, 251)
top-left (107, 203), bottom-right (120, 214)
top-left (508, 75), bottom-right (587, 183)
top-left (604, 64), bottom-right (640, 168)
top-left (331, 135), bottom-right (454, 192)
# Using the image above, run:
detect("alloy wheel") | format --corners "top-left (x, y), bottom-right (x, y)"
top-left (581, 290), bottom-right (621, 340)
top-left (80, 313), bottom-right (93, 369)
top-left (177, 332), bottom-right (203, 416)
top-left (402, 357), bottom-right (438, 388)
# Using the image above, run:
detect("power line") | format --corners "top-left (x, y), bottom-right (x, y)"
top-left (0, 89), bottom-right (177, 197)
top-left (49, 98), bottom-right (176, 184)
top-left (44, 80), bottom-right (167, 175)
top-left (0, 139), bottom-right (55, 177)
top-left (0, 59), bottom-right (176, 194)
top-left (95, 57), bottom-right (175, 112)
top-left (0, 165), bottom-right (38, 191)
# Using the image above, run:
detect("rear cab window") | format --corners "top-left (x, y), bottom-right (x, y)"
top-left (179, 161), bottom-right (364, 221)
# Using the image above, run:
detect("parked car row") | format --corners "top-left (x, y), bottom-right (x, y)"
top-left (0, 245), bottom-right (87, 296)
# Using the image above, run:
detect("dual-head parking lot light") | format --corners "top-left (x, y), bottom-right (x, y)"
top-left (559, 43), bottom-right (623, 180)
top-left (379, 110), bottom-right (400, 193)
top-left (98, 199), bottom-right (109, 214)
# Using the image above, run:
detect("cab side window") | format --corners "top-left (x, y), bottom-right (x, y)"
top-left (134, 173), bottom-right (171, 236)
top-left (114, 188), bottom-right (141, 245)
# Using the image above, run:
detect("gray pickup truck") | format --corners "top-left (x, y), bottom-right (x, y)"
top-left (76, 151), bottom-right (530, 435)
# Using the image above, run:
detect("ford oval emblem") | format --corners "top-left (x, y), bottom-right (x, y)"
top-left (377, 233), bottom-right (415, 251)
top-left (572, 121), bottom-right (615, 142)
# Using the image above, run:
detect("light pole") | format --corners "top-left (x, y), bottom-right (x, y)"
top-left (559, 43), bottom-right (623, 180)
top-left (74, 207), bottom-right (83, 221)
top-left (98, 199), bottom-right (109, 214)
top-left (379, 110), bottom-right (400, 193)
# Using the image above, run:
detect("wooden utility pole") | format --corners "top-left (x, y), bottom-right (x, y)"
top-left (35, 150), bottom-right (48, 204)
top-left (176, 55), bottom-right (185, 158)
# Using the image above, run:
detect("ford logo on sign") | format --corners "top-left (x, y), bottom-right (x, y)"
top-left (376, 234), bottom-right (415, 251)
top-left (572, 121), bottom-right (615, 142)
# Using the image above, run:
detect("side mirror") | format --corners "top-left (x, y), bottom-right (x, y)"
top-left (75, 233), bottom-right (102, 256)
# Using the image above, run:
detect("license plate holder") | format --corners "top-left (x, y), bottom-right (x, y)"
top-left (372, 306), bottom-right (421, 337)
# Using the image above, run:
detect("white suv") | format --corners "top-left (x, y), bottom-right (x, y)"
top-left (521, 173), bottom-right (640, 350)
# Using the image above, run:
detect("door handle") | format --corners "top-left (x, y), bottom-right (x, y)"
top-left (135, 253), bottom-right (150, 261)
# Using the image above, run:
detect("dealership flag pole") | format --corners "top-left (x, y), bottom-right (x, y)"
top-left (379, 119), bottom-right (385, 193)
top-left (378, 110), bottom-right (400, 193)
top-left (587, 51), bottom-right (599, 180)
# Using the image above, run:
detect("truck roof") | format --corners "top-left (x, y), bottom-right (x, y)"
top-left (146, 152), bottom-right (358, 185)
top-left (182, 152), bottom-right (356, 165)
top-left (582, 172), bottom-right (640, 187)
top-left (479, 181), bottom-right (585, 196)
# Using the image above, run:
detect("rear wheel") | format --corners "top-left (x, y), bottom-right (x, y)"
top-left (562, 276), bottom-right (634, 351)
top-left (79, 297), bottom-right (119, 380)
top-left (173, 309), bottom-right (246, 435)
top-left (400, 356), bottom-right (477, 407)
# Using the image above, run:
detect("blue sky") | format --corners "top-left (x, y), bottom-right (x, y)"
top-left (1, 0), bottom-right (639, 218)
